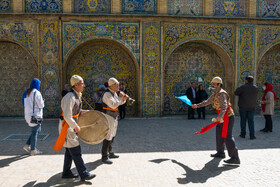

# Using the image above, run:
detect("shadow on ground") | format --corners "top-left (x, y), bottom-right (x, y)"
top-left (150, 158), bottom-right (239, 184)
top-left (0, 154), bottom-right (29, 168)
top-left (0, 116), bottom-right (279, 156)
top-left (22, 160), bottom-right (102, 187)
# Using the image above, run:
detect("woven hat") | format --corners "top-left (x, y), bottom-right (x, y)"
top-left (70, 75), bottom-right (83, 86)
top-left (108, 77), bottom-right (119, 86)
top-left (211, 76), bottom-right (223, 84)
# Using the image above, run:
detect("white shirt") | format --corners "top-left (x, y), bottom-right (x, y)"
top-left (102, 89), bottom-right (125, 109)
top-left (192, 87), bottom-right (196, 98)
top-left (24, 89), bottom-right (44, 127)
top-left (60, 90), bottom-right (81, 129)
top-left (102, 89), bottom-right (126, 140)
top-left (58, 91), bottom-right (81, 148)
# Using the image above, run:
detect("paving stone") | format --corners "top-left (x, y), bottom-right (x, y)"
top-left (0, 115), bottom-right (279, 186)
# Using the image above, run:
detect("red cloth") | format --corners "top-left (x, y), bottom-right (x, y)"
top-left (195, 107), bottom-right (230, 138)
top-left (262, 83), bottom-right (277, 112)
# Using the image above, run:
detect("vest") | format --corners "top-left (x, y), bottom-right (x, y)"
top-left (102, 89), bottom-right (119, 119)
top-left (212, 88), bottom-right (234, 117)
top-left (71, 90), bottom-right (82, 122)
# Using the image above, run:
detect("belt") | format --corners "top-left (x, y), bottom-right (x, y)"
top-left (103, 107), bottom-right (118, 111)
top-left (195, 107), bottom-right (231, 138)
top-left (53, 112), bottom-right (79, 151)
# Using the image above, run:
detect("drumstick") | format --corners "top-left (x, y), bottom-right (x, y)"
top-left (79, 122), bottom-right (97, 129)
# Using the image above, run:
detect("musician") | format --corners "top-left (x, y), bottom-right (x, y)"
top-left (192, 77), bottom-right (240, 165)
top-left (101, 77), bottom-right (128, 164)
top-left (53, 75), bottom-right (96, 181)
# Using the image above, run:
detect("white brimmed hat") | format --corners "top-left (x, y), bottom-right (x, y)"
top-left (70, 75), bottom-right (83, 86)
top-left (211, 76), bottom-right (223, 84)
top-left (108, 77), bottom-right (119, 86)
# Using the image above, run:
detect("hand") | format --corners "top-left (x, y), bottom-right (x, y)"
top-left (74, 126), bottom-right (80, 133)
top-left (123, 94), bottom-right (129, 101)
top-left (80, 110), bottom-right (89, 115)
top-left (119, 91), bottom-right (125, 97)
top-left (192, 104), bottom-right (198, 109)
top-left (216, 116), bottom-right (222, 122)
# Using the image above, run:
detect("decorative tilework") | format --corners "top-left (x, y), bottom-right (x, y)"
top-left (237, 25), bottom-right (255, 86)
top-left (66, 40), bottom-right (137, 115)
top-left (164, 23), bottom-right (235, 62)
top-left (142, 22), bottom-right (161, 116)
top-left (258, 25), bottom-right (280, 60)
top-left (63, 22), bottom-right (139, 63)
top-left (164, 43), bottom-right (224, 115)
top-left (168, 0), bottom-right (203, 16)
top-left (122, 0), bottom-right (156, 14)
top-left (0, 22), bottom-right (37, 58)
top-left (40, 21), bottom-right (60, 117)
top-left (0, 0), bottom-right (12, 12)
top-left (257, 0), bottom-right (280, 18)
top-left (25, 0), bottom-right (62, 13)
top-left (214, 0), bottom-right (246, 17)
top-left (0, 42), bottom-right (37, 116)
top-left (257, 44), bottom-right (280, 112)
top-left (74, 0), bottom-right (111, 13)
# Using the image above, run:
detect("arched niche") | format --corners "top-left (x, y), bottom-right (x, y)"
top-left (0, 40), bottom-right (38, 116)
top-left (163, 40), bottom-right (234, 115)
top-left (64, 38), bottom-right (139, 116)
top-left (256, 43), bottom-right (280, 112)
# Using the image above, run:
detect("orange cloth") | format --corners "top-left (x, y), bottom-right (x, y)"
top-left (103, 107), bottom-right (118, 111)
top-left (53, 113), bottom-right (79, 151)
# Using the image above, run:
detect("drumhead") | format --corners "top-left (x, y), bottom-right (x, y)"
top-left (77, 110), bottom-right (109, 145)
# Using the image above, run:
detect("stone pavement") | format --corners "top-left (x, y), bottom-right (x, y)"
top-left (0, 115), bottom-right (279, 187)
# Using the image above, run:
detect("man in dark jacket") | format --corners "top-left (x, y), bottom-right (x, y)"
top-left (234, 76), bottom-right (258, 140)
top-left (186, 82), bottom-right (196, 119)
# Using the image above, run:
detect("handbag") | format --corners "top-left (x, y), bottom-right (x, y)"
top-left (30, 91), bottom-right (43, 124)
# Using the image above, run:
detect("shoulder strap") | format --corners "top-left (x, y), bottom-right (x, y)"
top-left (33, 91), bottom-right (36, 114)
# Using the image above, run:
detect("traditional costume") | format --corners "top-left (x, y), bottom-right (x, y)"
top-left (101, 78), bottom-right (126, 164)
top-left (195, 77), bottom-right (240, 164)
top-left (53, 75), bottom-right (95, 181)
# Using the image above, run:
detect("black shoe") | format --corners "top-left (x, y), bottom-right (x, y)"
top-left (81, 173), bottom-right (96, 181)
top-left (210, 152), bottom-right (225, 158)
top-left (239, 134), bottom-right (245, 138)
top-left (250, 136), bottom-right (256, 140)
top-left (264, 129), bottom-right (272, 132)
top-left (224, 158), bottom-right (240, 165)
top-left (109, 153), bottom-right (119, 159)
top-left (260, 128), bottom-right (267, 132)
top-left (102, 157), bottom-right (113, 164)
top-left (62, 173), bottom-right (79, 179)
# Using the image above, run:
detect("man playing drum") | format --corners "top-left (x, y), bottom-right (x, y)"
top-left (101, 77), bottom-right (129, 164)
top-left (53, 75), bottom-right (96, 181)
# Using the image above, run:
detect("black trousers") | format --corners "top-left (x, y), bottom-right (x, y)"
top-left (101, 137), bottom-right (115, 158)
top-left (216, 116), bottom-right (239, 160)
top-left (188, 106), bottom-right (195, 119)
top-left (63, 145), bottom-right (89, 178)
top-left (119, 105), bottom-right (126, 119)
top-left (264, 115), bottom-right (273, 131)
top-left (197, 107), bottom-right (205, 119)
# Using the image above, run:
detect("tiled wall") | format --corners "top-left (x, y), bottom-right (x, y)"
top-left (25, 0), bottom-right (63, 13)
top-left (0, 0), bottom-right (12, 12)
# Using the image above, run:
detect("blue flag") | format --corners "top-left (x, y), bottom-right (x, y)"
top-left (175, 95), bottom-right (192, 106)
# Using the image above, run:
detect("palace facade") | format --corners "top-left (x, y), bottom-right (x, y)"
top-left (0, 0), bottom-right (279, 117)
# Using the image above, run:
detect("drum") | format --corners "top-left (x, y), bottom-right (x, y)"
top-left (77, 110), bottom-right (109, 145)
